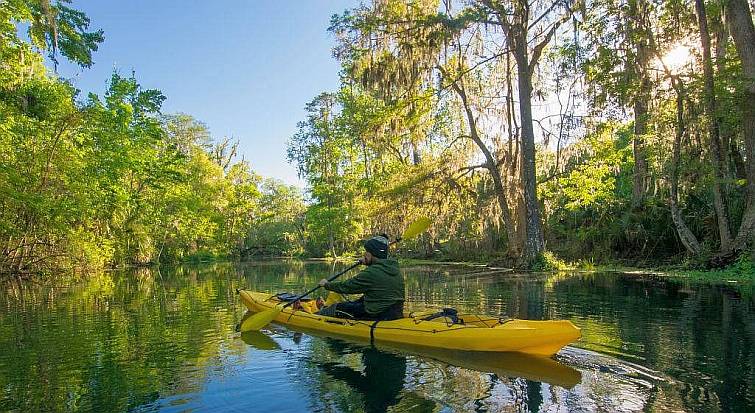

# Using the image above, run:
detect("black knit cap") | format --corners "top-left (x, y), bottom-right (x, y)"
top-left (363, 235), bottom-right (389, 259)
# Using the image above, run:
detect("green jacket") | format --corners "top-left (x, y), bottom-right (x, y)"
top-left (324, 258), bottom-right (404, 315)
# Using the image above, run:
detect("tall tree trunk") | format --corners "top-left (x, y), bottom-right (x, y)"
top-left (696, 0), bottom-right (733, 250)
top-left (669, 78), bottom-right (702, 255)
top-left (714, 19), bottom-right (735, 179)
top-left (440, 66), bottom-right (520, 253)
top-left (632, 92), bottom-right (650, 206)
top-left (514, 44), bottom-right (545, 260)
top-left (723, 0), bottom-right (755, 253)
top-left (482, 0), bottom-right (561, 261)
top-left (505, 50), bottom-right (528, 251)
top-left (628, 0), bottom-right (651, 207)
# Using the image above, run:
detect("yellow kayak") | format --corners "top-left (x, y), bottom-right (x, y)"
top-left (238, 290), bottom-right (581, 356)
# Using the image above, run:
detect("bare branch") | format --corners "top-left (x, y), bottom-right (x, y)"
top-left (529, 19), bottom-right (564, 72)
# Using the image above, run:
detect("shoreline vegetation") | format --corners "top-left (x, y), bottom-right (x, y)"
top-left (3, 250), bottom-right (751, 287)
top-left (3, 1), bottom-right (755, 281)
top-left (22, 263), bottom-right (755, 297)
top-left (127, 255), bottom-right (755, 285)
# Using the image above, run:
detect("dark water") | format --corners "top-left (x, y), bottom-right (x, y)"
top-left (0, 261), bottom-right (752, 412)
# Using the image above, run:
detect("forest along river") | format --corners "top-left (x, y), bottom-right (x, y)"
top-left (0, 261), bottom-right (752, 412)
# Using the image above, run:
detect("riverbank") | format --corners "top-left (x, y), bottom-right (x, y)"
top-left (296, 254), bottom-right (754, 285)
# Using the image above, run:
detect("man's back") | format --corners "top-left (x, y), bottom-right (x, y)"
top-left (360, 258), bottom-right (404, 314)
top-left (325, 258), bottom-right (404, 315)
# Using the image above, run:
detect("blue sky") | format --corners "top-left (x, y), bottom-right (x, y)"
top-left (55, 0), bottom-right (357, 186)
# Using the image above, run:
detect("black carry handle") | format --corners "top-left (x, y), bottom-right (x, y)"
top-left (281, 261), bottom-right (361, 309)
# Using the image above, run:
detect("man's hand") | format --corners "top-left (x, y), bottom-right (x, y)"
top-left (318, 278), bottom-right (329, 287)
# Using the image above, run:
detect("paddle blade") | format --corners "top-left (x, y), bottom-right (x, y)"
top-left (240, 307), bottom-right (281, 332)
top-left (402, 217), bottom-right (431, 240)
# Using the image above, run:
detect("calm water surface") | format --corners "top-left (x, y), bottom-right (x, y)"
top-left (0, 261), bottom-right (752, 412)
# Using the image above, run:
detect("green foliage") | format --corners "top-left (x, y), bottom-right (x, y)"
top-left (675, 255), bottom-right (755, 283)
top-left (539, 120), bottom-right (685, 263)
top-left (543, 123), bottom-right (633, 211)
top-left (245, 179), bottom-right (306, 257)
top-left (0, 1), bottom-right (313, 276)
top-left (287, 92), bottom-right (370, 257)
top-left (0, 64), bottom-right (272, 273)
top-left (530, 251), bottom-right (569, 272)
top-left (4, 0), bottom-right (755, 276)
top-left (5, 0), bottom-right (104, 68)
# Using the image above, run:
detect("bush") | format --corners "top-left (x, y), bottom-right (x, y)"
top-left (531, 251), bottom-right (569, 271)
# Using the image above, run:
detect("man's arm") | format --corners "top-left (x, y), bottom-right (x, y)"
top-left (323, 271), bottom-right (372, 294)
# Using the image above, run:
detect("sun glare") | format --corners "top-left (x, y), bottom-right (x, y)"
top-left (660, 44), bottom-right (693, 73)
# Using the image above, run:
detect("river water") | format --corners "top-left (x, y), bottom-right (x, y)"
top-left (0, 261), bottom-right (752, 412)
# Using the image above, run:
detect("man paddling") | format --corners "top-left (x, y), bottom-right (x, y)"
top-left (317, 235), bottom-right (405, 320)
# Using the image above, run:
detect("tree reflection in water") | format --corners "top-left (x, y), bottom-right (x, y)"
top-left (296, 335), bottom-right (580, 412)
top-left (0, 262), bottom-right (751, 412)
top-left (318, 340), bottom-right (409, 413)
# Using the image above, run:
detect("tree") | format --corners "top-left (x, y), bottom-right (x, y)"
top-left (328, 0), bottom-right (580, 262)
top-left (4, 0), bottom-right (104, 69)
top-left (475, 0), bottom-right (577, 260)
top-left (695, 0), bottom-right (733, 249)
top-left (288, 93), bottom-right (363, 256)
top-left (717, 0), bottom-right (755, 261)
top-left (244, 179), bottom-right (306, 257)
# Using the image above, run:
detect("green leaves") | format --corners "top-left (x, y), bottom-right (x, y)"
top-left (4, 0), bottom-right (104, 69)
top-left (552, 123), bottom-right (633, 211)
top-left (0, 41), bottom-right (269, 273)
top-left (244, 179), bottom-right (305, 257)
top-left (51, 1), bottom-right (105, 68)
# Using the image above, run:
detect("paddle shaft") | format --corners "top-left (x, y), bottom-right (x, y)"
top-left (281, 261), bottom-right (361, 309)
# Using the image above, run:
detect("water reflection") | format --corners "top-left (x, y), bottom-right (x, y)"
top-left (379, 344), bottom-right (583, 389)
top-left (240, 331), bottom-right (280, 350)
top-left (313, 340), bottom-right (587, 412)
top-left (288, 334), bottom-right (592, 412)
top-left (0, 261), bottom-right (751, 412)
top-left (319, 341), bottom-right (408, 413)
